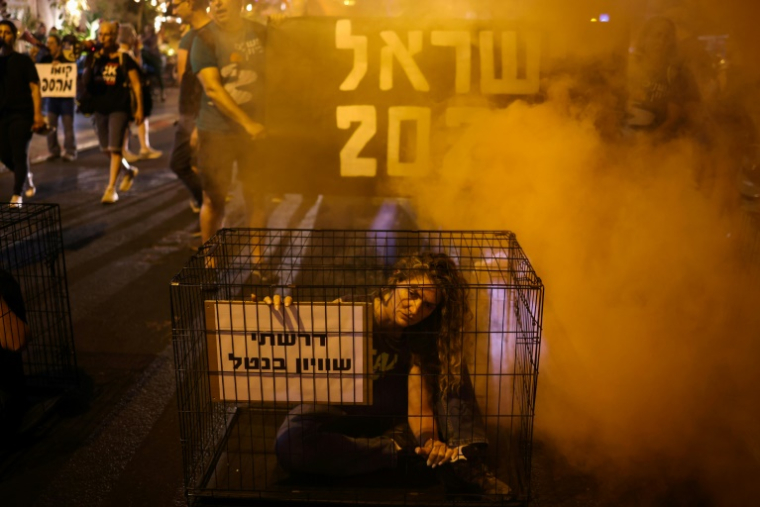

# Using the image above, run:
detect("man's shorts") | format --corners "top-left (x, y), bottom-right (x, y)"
top-left (197, 129), bottom-right (257, 204)
top-left (92, 111), bottom-right (130, 153)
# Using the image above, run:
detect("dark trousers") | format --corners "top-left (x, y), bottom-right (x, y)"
top-left (0, 113), bottom-right (34, 196)
top-left (45, 98), bottom-right (76, 156)
top-left (275, 369), bottom-right (488, 476)
top-left (169, 115), bottom-right (203, 206)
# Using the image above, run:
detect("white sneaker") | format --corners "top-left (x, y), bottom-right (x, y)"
top-left (25, 174), bottom-right (36, 197)
top-left (139, 148), bottom-right (163, 160)
top-left (62, 152), bottom-right (77, 162)
top-left (10, 194), bottom-right (23, 208)
top-left (123, 150), bottom-right (140, 163)
top-left (119, 167), bottom-right (139, 192)
top-left (101, 186), bottom-right (118, 204)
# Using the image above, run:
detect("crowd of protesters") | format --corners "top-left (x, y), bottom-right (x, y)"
top-left (0, 16), bottom-right (168, 206)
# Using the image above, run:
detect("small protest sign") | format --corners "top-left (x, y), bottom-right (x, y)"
top-left (36, 63), bottom-right (77, 98)
top-left (206, 301), bottom-right (373, 404)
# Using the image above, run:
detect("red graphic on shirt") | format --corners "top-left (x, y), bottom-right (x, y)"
top-left (102, 62), bottom-right (119, 86)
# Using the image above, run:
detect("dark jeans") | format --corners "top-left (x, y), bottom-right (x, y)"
top-left (169, 115), bottom-right (203, 206)
top-left (0, 113), bottom-right (34, 196)
top-left (45, 97), bottom-right (76, 156)
top-left (275, 369), bottom-right (488, 476)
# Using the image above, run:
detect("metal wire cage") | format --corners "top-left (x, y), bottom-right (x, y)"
top-left (170, 229), bottom-right (543, 506)
top-left (0, 204), bottom-right (77, 415)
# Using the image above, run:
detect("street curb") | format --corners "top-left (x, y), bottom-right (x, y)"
top-left (30, 113), bottom-right (177, 166)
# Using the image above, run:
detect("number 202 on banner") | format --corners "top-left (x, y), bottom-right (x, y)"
top-left (334, 20), bottom-right (541, 178)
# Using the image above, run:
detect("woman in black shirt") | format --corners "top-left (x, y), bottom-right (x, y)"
top-left (268, 253), bottom-right (511, 497)
top-left (82, 20), bottom-right (143, 204)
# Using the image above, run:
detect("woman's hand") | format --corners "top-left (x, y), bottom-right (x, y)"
top-left (250, 294), bottom-right (292, 311)
top-left (415, 439), bottom-right (458, 468)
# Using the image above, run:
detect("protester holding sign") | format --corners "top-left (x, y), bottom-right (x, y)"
top-left (39, 34), bottom-right (78, 162)
top-left (0, 19), bottom-right (45, 207)
top-left (191, 0), bottom-right (267, 242)
top-left (82, 20), bottom-right (143, 204)
top-left (271, 253), bottom-right (512, 498)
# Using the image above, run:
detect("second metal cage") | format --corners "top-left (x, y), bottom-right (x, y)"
top-left (0, 204), bottom-right (77, 420)
top-left (170, 229), bottom-right (543, 506)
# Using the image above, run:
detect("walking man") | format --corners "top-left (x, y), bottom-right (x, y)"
top-left (40, 33), bottom-right (78, 162)
top-left (0, 19), bottom-right (45, 206)
top-left (169, 0), bottom-right (210, 213)
top-left (191, 0), bottom-right (267, 243)
top-left (82, 20), bottom-right (143, 204)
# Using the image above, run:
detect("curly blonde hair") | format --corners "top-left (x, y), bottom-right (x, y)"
top-left (385, 252), bottom-right (470, 398)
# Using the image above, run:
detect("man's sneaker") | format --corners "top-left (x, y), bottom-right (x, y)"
top-left (25, 174), bottom-right (36, 198)
top-left (45, 153), bottom-right (60, 161)
top-left (9, 195), bottom-right (23, 208)
top-left (101, 186), bottom-right (118, 204)
top-left (123, 150), bottom-right (140, 163)
top-left (62, 152), bottom-right (77, 162)
top-left (119, 168), bottom-right (138, 192)
top-left (140, 148), bottom-right (163, 160)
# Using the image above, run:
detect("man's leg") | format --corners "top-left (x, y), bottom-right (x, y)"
top-left (0, 117), bottom-right (12, 173)
top-left (237, 137), bottom-right (267, 228)
top-left (100, 112), bottom-right (133, 203)
top-left (8, 116), bottom-right (34, 197)
top-left (199, 191), bottom-right (225, 244)
top-left (197, 130), bottom-right (234, 243)
top-left (61, 99), bottom-right (77, 157)
top-left (169, 116), bottom-right (203, 207)
top-left (62, 117), bottom-right (76, 157)
top-left (46, 111), bottom-right (61, 157)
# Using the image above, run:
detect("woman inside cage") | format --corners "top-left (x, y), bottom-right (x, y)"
top-left (259, 253), bottom-right (511, 497)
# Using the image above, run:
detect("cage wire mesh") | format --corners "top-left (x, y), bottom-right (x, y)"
top-left (0, 204), bottom-right (77, 419)
top-left (170, 229), bottom-right (543, 506)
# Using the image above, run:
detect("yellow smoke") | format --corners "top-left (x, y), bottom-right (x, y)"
top-left (404, 70), bottom-right (760, 503)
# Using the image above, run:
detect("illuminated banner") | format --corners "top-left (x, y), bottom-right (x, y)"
top-left (35, 63), bottom-right (77, 98)
top-left (205, 301), bottom-right (373, 403)
top-left (263, 17), bottom-right (542, 196)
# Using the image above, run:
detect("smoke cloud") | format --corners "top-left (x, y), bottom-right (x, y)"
top-left (392, 0), bottom-right (760, 504)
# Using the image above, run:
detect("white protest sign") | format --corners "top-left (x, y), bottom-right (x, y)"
top-left (36, 63), bottom-right (77, 98)
top-left (205, 301), bottom-right (373, 404)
